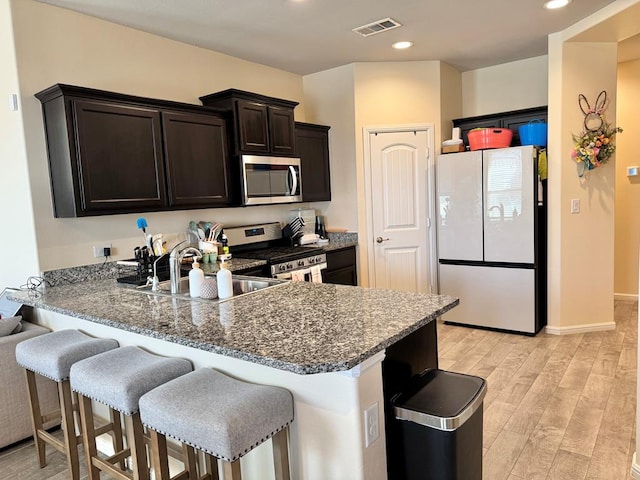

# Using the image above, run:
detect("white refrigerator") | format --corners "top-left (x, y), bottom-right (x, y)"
top-left (436, 146), bottom-right (546, 335)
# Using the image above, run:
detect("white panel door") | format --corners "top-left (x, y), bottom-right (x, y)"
top-left (436, 151), bottom-right (483, 261)
top-left (483, 146), bottom-right (535, 263)
top-left (369, 130), bottom-right (431, 293)
top-left (439, 263), bottom-right (536, 333)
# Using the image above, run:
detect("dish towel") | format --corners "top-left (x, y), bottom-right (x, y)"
top-left (291, 270), bottom-right (307, 282)
top-left (310, 265), bottom-right (323, 283)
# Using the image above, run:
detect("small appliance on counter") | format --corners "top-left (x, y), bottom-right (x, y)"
top-left (315, 215), bottom-right (327, 239)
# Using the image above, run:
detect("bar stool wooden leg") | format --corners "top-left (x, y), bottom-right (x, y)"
top-left (204, 453), bottom-right (220, 480)
top-left (126, 413), bottom-right (149, 480)
top-left (149, 430), bottom-right (170, 480)
top-left (24, 370), bottom-right (46, 468)
top-left (182, 444), bottom-right (198, 478)
top-left (272, 427), bottom-right (291, 480)
top-left (59, 380), bottom-right (80, 480)
top-left (110, 409), bottom-right (126, 470)
top-left (78, 394), bottom-right (101, 480)
top-left (221, 460), bottom-right (242, 480)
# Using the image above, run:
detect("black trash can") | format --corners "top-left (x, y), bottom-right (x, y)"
top-left (391, 369), bottom-right (486, 480)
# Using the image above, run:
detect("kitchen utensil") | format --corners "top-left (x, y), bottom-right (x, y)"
top-left (197, 221), bottom-right (207, 240)
top-left (188, 221), bottom-right (202, 240)
top-left (137, 217), bottom-right (152, 248)
top-left (289, 216), bottom-right (304, 233)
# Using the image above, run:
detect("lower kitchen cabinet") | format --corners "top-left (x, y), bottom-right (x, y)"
top-left (295, 122), bottom-right (331, 202)
top-left (35, 84), bottom-right (232, 217)
top-left (323, 246), bottom-right (357, 286)
top-left (233, 265), bottom-right (268, 277)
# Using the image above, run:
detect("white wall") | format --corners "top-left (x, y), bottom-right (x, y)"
top-left (461, 56), bottom-right (549, 117)
top-left (0, 1), bottom-right (39, 289)
top-left (440, 63), bottom-right (463, 143)
top-left (615, 59), bottom-right (640, 298)
top-left (303, 65), bottom-right (358, 233)
top-left (9, 0), bottom-right (308, 273)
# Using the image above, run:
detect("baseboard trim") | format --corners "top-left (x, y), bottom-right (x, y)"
top-left (615, 293), bottom-right (638, 302)
top-left (631, 453), bottom-right (640, 479)
top-left (545, 321), bottom-right (616, 335)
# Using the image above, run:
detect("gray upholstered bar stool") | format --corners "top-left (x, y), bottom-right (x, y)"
top-left (139, 368), bottom-right (294, 480)
top-left (70, 345), bottom-right (192, 480)
top-left (15, 329), bottom-right (120, 480)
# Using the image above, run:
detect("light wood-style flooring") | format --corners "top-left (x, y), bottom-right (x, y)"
top-left (1, 300), bottom-right (637, 479)
top-left (438, 299), bottom-right (638, 480)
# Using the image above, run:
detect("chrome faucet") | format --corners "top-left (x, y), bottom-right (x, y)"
top-left (169, 240), bottom-right (202, 294)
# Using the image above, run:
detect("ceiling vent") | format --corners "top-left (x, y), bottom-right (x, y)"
top-left (352, 18), bottom-right (402, 37)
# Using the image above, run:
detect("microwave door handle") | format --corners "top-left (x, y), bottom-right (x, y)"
top-left (288, 165), bottom-right (298, 196)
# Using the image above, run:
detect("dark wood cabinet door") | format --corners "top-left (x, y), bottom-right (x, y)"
top-left (296, 123), bottom-right (331, 202)
top-left (162, 111), bottom-right (232, 207)
top-left (236, 100), bottom-right (270, 153)
top-left (323, 247), bottom-right (357, 285)
top-left (73, 100), bottom-right (167, 213)
top-left (268, 106), bottom-right (296, 155)
top-left (323, 266), bottom-right (357, 286)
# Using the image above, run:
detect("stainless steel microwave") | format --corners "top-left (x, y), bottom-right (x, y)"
top-left (241, 155), bottom-right (302, 205)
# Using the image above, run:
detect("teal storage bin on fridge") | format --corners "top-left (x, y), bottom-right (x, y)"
top-left (519, 120), bottom-right (547, 146)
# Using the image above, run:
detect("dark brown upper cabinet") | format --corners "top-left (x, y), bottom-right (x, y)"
top-left (35, 84), bottom-right (232, 217)
top-left (199, 89), bottom-right (298, 156)
top-left (295, 122), bottom-right (331, 202)
top-left (71, 99), bottom-right (167, 215)
top-left (452, 106), bottom-right (548, 149)
top-left (161, 111), bottom-right (231, 208)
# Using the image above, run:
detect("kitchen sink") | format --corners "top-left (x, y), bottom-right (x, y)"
top-left (127, 275), bottom-right (287, 302)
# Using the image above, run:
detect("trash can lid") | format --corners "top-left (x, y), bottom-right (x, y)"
top-left (392, 369), bottom-right (486, 431)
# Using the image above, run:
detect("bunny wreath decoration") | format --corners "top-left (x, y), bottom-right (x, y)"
top-left (571, 90), bottom-right (622, 177)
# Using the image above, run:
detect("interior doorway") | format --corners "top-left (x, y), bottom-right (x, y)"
top-left (363, 125), bottom-right (437, 293)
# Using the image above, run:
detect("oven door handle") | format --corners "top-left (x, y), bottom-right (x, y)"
top-left (273, 263), bottom-right (326, 280)
top-left (288, 165), bottom-right (298, 196)
top-left (275, 266), bottom-right (310, 280)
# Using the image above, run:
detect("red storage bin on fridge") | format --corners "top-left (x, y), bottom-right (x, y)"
top-left (467, 128), bottom-right (513, 151)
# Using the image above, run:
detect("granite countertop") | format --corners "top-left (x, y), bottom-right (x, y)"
top-left (10, 279), bottom-right (457, 375)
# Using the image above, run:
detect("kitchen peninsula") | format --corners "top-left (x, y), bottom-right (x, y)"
top-left (10, 279), bottom-right (457, 480)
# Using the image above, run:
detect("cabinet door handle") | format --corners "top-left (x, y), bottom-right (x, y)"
top-left (376, 237), bottom-right (390, 244)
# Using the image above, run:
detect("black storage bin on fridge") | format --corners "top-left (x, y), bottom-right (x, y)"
top-left (391, 369), bottom-right (486, 480)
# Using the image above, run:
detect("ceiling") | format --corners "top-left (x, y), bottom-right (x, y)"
top-left (36, 0), bottom-right (630, 75)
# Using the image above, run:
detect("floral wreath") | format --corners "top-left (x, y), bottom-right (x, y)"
top-left (571, 90), bottom-right (622, 177)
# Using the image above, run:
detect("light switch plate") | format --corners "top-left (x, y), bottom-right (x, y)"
top-left (570, 199), bottom-right (580, 214)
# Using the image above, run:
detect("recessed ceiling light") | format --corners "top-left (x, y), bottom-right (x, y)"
top-left (544, 0), bottom-right (572, 9)
top-left (392, 41), bottom-right (413, 50)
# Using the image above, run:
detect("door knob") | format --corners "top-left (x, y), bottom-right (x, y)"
top-left (376, 237), bottom-right (389, 244)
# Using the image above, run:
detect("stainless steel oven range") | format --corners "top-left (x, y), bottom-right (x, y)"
top-left (226, 222), bottom-right (326, 280)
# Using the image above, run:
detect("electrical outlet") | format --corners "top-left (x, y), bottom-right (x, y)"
top-left (92, 244), bottom-right (112, 258)
top-left (364, 403), bottom-right (379, 447)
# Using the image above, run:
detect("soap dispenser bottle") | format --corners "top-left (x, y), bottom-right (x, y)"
top-left (189, 260), bottom-right (204, 298)
top-left (217, 259), bottom-right (233, 299)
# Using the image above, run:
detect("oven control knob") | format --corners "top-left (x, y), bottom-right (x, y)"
top-left (298, 260), bottom-right (305, 267)
top-left (316, 256), bottom-right (323, 263)
top-left (309, 257), bottom-right (315, 264)
top-left (287, 264), bottom-right (293, 270)
top-left (279, 265), bottom-right (286, 272)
